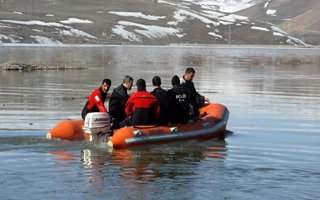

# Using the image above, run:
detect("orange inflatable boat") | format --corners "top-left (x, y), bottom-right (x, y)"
top-left (47, 103), bottom-right (229, 149)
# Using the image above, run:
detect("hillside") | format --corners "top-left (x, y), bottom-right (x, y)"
top-left (0, 0), bottom-right (310, 46)
top-left (238, 0), bottom-right (320, 45)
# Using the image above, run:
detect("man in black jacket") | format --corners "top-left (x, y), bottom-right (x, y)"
top-left (181, 67), bottom-right (210, 117)
top-left (151, 76), bottom-right (170, 125)
top-left (168, 75), bottom-right (191, 124)
top-left (109, 75), bottom-right (133, 129)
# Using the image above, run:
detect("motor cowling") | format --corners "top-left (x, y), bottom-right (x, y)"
top-left (83, 112), bottom-right (111, 142)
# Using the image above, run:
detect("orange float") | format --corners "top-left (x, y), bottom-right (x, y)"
top-left (47, 103), bottom-right (229, 149)
top-left (47, 119), bottom-right (84, 141)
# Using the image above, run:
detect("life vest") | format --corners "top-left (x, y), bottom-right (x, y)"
top-left (168, 85), bottom-right (191, 123)
top-left (87, 87), bottom-right (107, 112)
top-left (82, 87), bottom-right (108, 120)
top-left (125, 91), bottom-right (160, 125)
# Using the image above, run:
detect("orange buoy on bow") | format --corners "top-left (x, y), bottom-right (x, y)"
top-left (47, 120), bottom-right (84, 141)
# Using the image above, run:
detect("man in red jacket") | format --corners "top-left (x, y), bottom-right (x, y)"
top-left (81, 79), bottom-right (112, 120)
top-left (124, 79), bottom-right (160, 126)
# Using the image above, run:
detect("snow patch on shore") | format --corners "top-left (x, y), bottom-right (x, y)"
top-left (273, 32), bottom-right (284, 37)
top-left (189, 0), bottom-right (256, 13)
top-left (271, 26), bottom-right (288, 35)
top-left (13, 11), bottom-right (23, 15)
top-left (219, 14), bottom-right (249, 23)
top-left (287, 37), bottom-right (307, 46)
top-left (0, 34), bottom-right (21, 43)
top-left (60, 18), bottom-right (93, 24)
top-left (112, 25), bottom-right (142, 42)
top-left (201, 10), bottom-right (225, 19)
top-left (208, 32), bottom-right (222, 39)
top-left (0, 22), bottom-right (12, 28)
top-left (157, 0), bottom-right (189, 9)
top-left (270, 26), bottom-right (288, 37)
top-left (112, 21), bottom-right (181, 42)
top-left (126, 22), bottom-right (179, 39)
top-left (109, 11), bottom-right (166, 21)
top-left (59, 29), bottom-right (96, 39)
top-left (251, 26), bottom-right (269, 31)
top-left (30, 35), bottom-right (63, 44)
top-left (0, 20), bottom-right (65, 27)
top-left (266, 9), bottom-right (276, 16)
top-left (121, 21), bottom-right (180, 39)
top-left (0, 19), bottom-right (96, 39)
top-left (169, 9), bottom-right (219, 26)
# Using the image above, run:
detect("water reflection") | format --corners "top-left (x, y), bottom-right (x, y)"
top-left (45, 139), bottom-right (228, 197)
top-left (50, 151), bottom-right (79, 165)
top-left (77, 140), bottom-right (227, 182)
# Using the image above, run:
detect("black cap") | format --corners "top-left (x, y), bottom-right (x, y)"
top-left (171, 75), bottom-right (180, 86)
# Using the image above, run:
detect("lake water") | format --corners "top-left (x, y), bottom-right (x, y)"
top-left (0, 45), bottom-right (319, 199)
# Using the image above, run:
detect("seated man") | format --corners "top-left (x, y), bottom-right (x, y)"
top-left (81, 79), bottom-right (111, 120)
top-left (124, 79), bottom-right (160, 126)
top-left (181, 67), bottom-right (210, 117)
top-left (109, 75), bottom-right (133, 129)
top-left (150, 76), bottom-right (170, 125)
top-left (167, 75), bottom-right (191, 124)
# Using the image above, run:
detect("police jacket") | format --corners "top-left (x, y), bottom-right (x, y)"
top-left (180, 77), bottom-right (202, 116)
top-left (81, 87), bottom-right (107, 119)
top-left (151, 87), bottom-right (170, 125)
top-left (109, 84), bottom-right (129, 121)
top-left (167, 85), bottom-right (191, 124)
top-left (125, 91), bottom-right (160, 125)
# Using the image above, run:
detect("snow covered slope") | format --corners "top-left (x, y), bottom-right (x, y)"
top-left (0, 0), bottom-right (308, 45)
top-left (238, 0), bottom-right (320, 45)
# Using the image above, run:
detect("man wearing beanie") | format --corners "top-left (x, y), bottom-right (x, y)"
top-left (124, 79), bottom-right (160, 126)
top-left (168, 75), bottom-right (191, 123)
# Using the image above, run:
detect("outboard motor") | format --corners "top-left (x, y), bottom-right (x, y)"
top-left (83, 112), bottom-right (111, 142)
